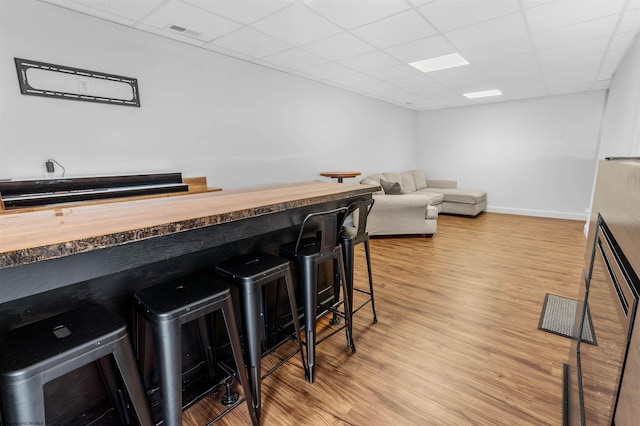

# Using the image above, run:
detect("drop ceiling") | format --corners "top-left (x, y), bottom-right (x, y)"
top-left (39, 0), bottom-right (640, 111)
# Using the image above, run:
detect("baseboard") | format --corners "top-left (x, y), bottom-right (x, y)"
top-left (485, 206), bottom-right (588, 221)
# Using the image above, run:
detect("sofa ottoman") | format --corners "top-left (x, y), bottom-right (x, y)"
top-left (423, 187), bottom-right (487, 216)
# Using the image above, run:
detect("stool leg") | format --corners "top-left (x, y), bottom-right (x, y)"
top-left (111, 337), bottom-right (155, 426)
top-left (195, 316), bottom-right (216, 379)
top-left (221, 297), bottom-right (259, 426)
top-left (341, 238), bottom-right (356, 320)
top-left (283, 267), bottom-right (308, 380)
top-left (1, 376), bottom-right (46, 425)
top-left (152, 319), bottom-right (183, 426)
top-left (300, 258), bottom-right (319, 383)
top-left (329, 258), bottom-right (341, 325)
top-left (364, 239), bottom-right (378, 323)
top-left (242, 284), bottom-right (263, 420)
top-left (336, 250), bottom-right (356, 353)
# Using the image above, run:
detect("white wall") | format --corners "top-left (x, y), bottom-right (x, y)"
top-left (416, 91), bottom-right (606, 220)
top-left (0, 0), bottom-right (417, 188)
top-left (598, 33), bottom-right (640, 158)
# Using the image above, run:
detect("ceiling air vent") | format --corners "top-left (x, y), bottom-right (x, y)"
top-left (168, 24), bottom-right (201, 38)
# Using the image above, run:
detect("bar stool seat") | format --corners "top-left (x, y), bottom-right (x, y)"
top-left (279, 207), bottom-right (355, 384)
top-left (215, 252), bottom-right (306, 419)
top-left (340, 199), bottom-right (378, 323)
top-left (134, 273), bottom-right (258, 426)
top-left (0, 304), bottom-right (153, 426)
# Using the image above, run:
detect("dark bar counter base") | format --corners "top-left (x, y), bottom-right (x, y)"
top-left (0, 195), bottom-right (368, 423)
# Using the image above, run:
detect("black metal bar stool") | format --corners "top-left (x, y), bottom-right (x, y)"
top-left (340, 199), bottom-right (378, 323)
top-left (215, 252), bottom-right (307, 418)
top-left (134, 273), bottom-right (258, 426)
top-left (0, 303), bottom-right (153, 426)
top-left (279, 207), bottom-right (355, 383)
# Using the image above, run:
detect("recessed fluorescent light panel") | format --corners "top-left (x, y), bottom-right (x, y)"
top-left (463, 89), bottom-right (503, 99)
top-left (409, 53), bottom-right (469, 73)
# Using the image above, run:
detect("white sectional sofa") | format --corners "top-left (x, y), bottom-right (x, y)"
top-left (360, 169), bottom-right (487, 236)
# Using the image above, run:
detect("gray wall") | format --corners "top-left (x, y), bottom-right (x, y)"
top-left (416, 91), bottom-right (606, 220)
top-left (0, 0), bottom-right (417, 188)
top-left (597, 33), bottom-right (640, 158)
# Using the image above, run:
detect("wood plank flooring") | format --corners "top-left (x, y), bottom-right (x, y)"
top-left (183, 212), bottom-right (587, 425)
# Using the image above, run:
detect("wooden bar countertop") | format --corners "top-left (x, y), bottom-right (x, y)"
top-left (0, 181), bottom-right (378, 269)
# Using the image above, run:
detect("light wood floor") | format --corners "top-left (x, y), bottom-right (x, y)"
top-left (183, 212), bottom-right (587, 425)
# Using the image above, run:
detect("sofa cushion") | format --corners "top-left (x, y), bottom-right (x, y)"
top-left (361, 177), bottom-right (378, 186)
top-left (364, 173), bottom-right (385, 184)
top-left (414, 189), bottom-right (444, 205)
top-left (409, 169), bottom-right (428, 190)
top-left (399, 171), bottom-right (417, 193)
top-left (382, 172), bottom-right (403, 186)
top-left (379, 179), bottom-right (404, 194)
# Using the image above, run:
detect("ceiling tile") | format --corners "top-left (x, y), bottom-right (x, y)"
top-left (251, 59), bottom-right (294, 73)
top-left (617, 8), bottom-right (640, 33)
top-left (261, 47), bottom-right (328, 70)
top-left (546, 82), bottom-right (594, 95)
top-left (383, 73), bottom-right (438, 88)
top-left (462, 37), bottom-right (537, 72)
top-left (405, 81), bottom-right (454, 97)
top-left (383, 35), bottom-right (457, 63)
top-left (445, 12), bottom-right (527, 51)
top-left (506, 88), bottom-right (549, 100)
top-left (301, 32), bottom-right (375, 61)
top-left (539, 53), bottom-right (603, 75)
top-left (205, 27), bottom-right (291, 59)
top-left (531, 15), bottom-right (619, 50)
top-left (40, 0), bottom-right (164, 25)
top-left (520, 0), bottom-right (555, 8)
top-left (543, 68), bottom-right (598, 87)
top-left (252, 3), bottom-right (342, 46)
top-left (370, 86), bottom-right (414, 99)
top-left (471, 52), bottom-right (539, 76)
top-left (407, 100), bottom-right (446, 111)
top-left (325, 73), bottom-right (379, 86)
top-left (536, 36), bottom-right (609, 63)
top-left (603, 48), bottom-right (626, 64)
top-left (305, 0), bottom-right (411, 29)
top-left (418, 0), bottom-right (518, 32)
top-left (338, 51), bottom-right (401, 72)
top-left (202, 44), bottom-right (254, 61)
top-left (366, 64), bottom-right (426, 80)
top-left (610, 31), bottom-right (638, 49)
top-left (183, 0), bottom-right (290, 24)
top-left (592, 80), bottom-right (611, 90)
top-left (493, 74), bottom-right (546, 92)
top-left (488, 65), bottom-right (544, 84)
top-left (351, 10), bottom-right (437, 49)
top-left (134, 22), bottom-right (208, 45)
top-left (406, 0), bottom-right (436, 6)
top-left (436, 95), bottom-right (477, 107)
top-left (139, 1), bottom-right (242, 42)
top-left (352, 79), bottom-right (398, 93)
top-left (426, 65), bottom-right (493, 92)
top-left (460, 35), bottom-right (533, 58)
top-left (525, 0), bottom-right (625, 34)
top-left (597, 61), bottom-right (619, 81)
top-left (297, 62), bottom-right (357, 79)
